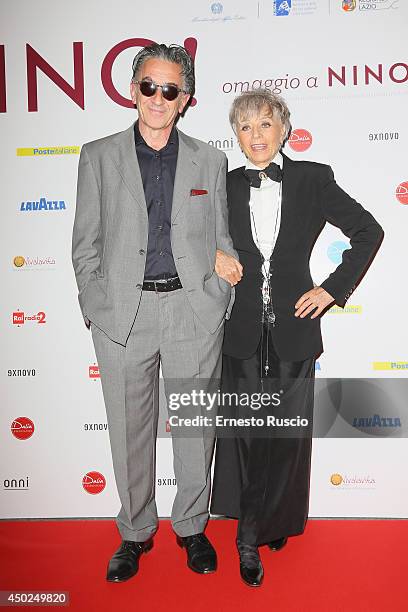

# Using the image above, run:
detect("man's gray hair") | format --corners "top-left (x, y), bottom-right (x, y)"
top-left (229, 89), bottom-right (292, 144)
top-left (131, 43), bottom-right (195, 96)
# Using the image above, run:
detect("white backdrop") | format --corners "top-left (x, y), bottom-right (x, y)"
top-left (1, 0), bottom-right (407, 519)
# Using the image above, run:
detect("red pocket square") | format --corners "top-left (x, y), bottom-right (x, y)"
top-left (190, 189), bottom-right (208, 196)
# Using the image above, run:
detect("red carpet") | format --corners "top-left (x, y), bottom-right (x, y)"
top-left (0, 519), bottom-right (406, 611)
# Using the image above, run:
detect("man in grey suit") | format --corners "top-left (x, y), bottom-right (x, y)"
top-left (72, 43), bottom-right (242, 581)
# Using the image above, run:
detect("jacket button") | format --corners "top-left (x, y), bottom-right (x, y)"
top-left (139, 249), bottom-right (145, 255)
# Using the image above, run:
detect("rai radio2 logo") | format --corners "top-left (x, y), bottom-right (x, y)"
top-left (82, 471), bottom-right (106, 494)
top-left (12, 310), bottom-right (46, 326)
top-left (89, 363), bottom-right (100, 380)
top-left (288, 129), bottom-right (313, 152)
top-left (11, 417), bottom-right (35, 440)
top-left (396, 181), bottom-right (408, 205)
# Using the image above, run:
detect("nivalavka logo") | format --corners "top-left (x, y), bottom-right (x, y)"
top-left (20, 197), bottom-right (66, 212)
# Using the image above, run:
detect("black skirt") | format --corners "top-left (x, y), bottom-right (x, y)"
top-left (211, 324), bottom-right (315, 546)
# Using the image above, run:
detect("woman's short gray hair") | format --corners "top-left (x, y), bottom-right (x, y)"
top-left (131, 43), bottom-right (195, 96)
top-left (229, 89), bottom-right (292, 144)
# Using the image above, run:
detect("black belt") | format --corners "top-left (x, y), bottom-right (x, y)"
top-left (142, 276), bottom-right (182, 292)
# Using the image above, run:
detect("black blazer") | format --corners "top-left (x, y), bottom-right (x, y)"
top-left (223, 153), bottom-right (383, 362)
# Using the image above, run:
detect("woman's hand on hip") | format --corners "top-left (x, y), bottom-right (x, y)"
top-left (295, 287), bottom-right (334, 319)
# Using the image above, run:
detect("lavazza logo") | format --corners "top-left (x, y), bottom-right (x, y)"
top-left (19, 197), bottom-right (67, 212)
top-left (11, 417), bottom-right (35, 440)
top-left (12, 310), bottom-right (46, 326)
top-left (13, 255), bottom-right (56, 270)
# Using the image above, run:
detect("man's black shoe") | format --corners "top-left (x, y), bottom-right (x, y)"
top-left (237, 540), bottom-right (264, 587)
top-left (267, 537), bottom-right (288, 552)
top-left (106, 539), bottom-right (153, 582)
top-left (176, 533), bottom-right (217, 574)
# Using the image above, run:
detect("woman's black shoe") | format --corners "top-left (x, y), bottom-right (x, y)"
top-left (237, 539), bottom-right (264, 587)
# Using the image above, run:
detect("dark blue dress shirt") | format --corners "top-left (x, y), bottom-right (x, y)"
top-left (134, 121), bottom-right (178, 280)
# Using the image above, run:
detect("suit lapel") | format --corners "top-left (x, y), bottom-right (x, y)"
top-left (172, 130), bottom-right (200, 222)
top-left (109, 123), bottom-right (147, 217)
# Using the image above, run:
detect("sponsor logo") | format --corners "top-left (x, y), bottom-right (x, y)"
top-left (165, 419), bottom-right (171, 433)
top-left (342, 0), bottom-right (356, 10)
top-left (352, 414), bottom-right (401, 429)
top-left (82, 471), bottom-right (106, 494)
top-left (327, 305), bottom-right (362, 314)
top-left (211, 2), bottom-right (223, 13)
top-left (13, 256), bottom-right (56, 270)
top-left (327, 241), bottom-right (350, 265)
top-left (193, 2), bottom-right (245, 22)
top-left (341, 0), bottom-right (399, 11)
top-left (89, 364), bottom-right (100, 380)
top-left (372, 362), bottom-right (408, 370)
top-left (288, 129), bottom-right (312, 152)
top-left (83, 423), bottom-right (108, 431)
top-left (330, 473), bottom-right (343, 485)
top-left (3, 477), bottom-right (30, 490)
top-left (157, 478), bottom-right (177, 486)
top-left (330, 472), bottom-right (376, 489)
top-left (12, 311), bottom-right (47, 326)
top-left (208, 137), bottom-right (234, 151)
top-left (369, 131), bottom-right (399, 142)
top-left (11, 417), bottom-right (35, 440)
top-left (273, 0), bottom-right (291, 15)
top-left (396, 182), bottom-right (408, 205)
top-left (20, 197), bottom-right (67, 212)
top-left (16, 146), bottom-right (80, 156)
top-left (7, 369), bottom-right (36, 377)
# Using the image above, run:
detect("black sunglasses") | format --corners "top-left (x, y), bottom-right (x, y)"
top-left (135, 79), bottom-right (187, 102)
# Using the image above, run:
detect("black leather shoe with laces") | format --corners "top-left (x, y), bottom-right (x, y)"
top-left (106, 539), bottom-right (153, 582)
top-left (237, 539), bottom-right (264, 587)
top-left (267, 537), bottom-right (288, 552)
top-left (176, 533), bottom-right (217, 574)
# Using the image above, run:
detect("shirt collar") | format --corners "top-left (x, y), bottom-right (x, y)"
top-left (134, 120), bottom-right (178, 148)
top-left (245, 151), bottom-right (283, 171)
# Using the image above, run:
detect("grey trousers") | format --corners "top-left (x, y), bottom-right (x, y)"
top-left (91, 288), bottom-right (223, 541)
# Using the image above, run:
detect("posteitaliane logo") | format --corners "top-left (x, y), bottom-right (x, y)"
top-left (327, 305), bottom-right (362, 314)
top-left (16, 146), bottom-right (80, 156)
top-left (372, 362), bottom-right (408, 371)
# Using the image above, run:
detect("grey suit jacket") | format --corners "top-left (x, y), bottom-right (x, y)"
top-left (72, 123), bottom-right (237, 346)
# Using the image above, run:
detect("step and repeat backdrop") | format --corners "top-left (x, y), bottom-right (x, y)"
top-left (1, 0), bottom-right (407, 519)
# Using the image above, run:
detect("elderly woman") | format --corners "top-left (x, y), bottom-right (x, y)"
top-left (211, 89), bottom-right (383, 587)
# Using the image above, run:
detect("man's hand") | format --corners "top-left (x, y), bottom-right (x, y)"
top-left (215, 250), bottom-right (243, 286)
top-left (295, 287), bottom-right (334, 319)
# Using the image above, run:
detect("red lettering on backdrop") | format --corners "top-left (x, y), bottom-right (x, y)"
top-left (26, 42), bottom-right (84, 112)
top-left (101, 37), bottom-right (198, 108)
top-left (0, 45), bottom-right (6, 113)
